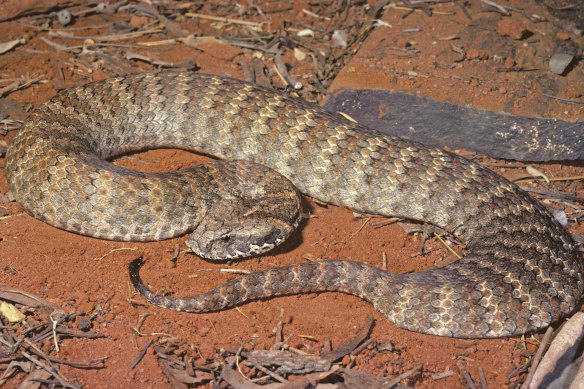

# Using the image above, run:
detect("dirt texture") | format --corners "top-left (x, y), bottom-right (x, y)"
top-left (0, 1), bottom-right (583, 388)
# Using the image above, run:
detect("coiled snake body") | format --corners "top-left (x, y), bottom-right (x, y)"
top-left (5, 72), bottom-right (583, 338)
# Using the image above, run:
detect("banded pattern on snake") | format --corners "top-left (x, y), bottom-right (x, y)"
top-left (5, 71), bottom-right (583, 338)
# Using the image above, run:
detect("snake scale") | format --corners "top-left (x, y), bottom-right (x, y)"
top-left (5, 71), bottom-right (583, 338)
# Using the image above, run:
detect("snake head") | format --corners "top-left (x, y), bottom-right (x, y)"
top-left (184, 160), bottom-right (302, 261)
top-left (185, 214), bottom-right (294, 260)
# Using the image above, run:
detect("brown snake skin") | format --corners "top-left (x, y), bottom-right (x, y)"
top-left (6, 71), bottom-right (584, 338)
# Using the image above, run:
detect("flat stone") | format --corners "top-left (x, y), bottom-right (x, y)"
top-left (549, 53), bottom-right (575, 75)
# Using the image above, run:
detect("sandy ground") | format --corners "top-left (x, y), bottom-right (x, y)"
top-left (0, 1), bottom-right (583, 388)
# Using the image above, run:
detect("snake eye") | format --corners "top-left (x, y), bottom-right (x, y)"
top-left (222, 235), bottom-right (231, 242)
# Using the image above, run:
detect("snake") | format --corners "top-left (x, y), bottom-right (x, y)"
top-left (5, 71), bottom-right (583, 338)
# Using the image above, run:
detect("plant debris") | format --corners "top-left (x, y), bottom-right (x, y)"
top-left (0, 287), bottom-right (106, 387)
top-left (140, 312), bottom-right (422, 388)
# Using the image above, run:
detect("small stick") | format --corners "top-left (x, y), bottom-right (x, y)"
top-left (521, 326), bottom-right (554, 389)
top-left (432, 370), bottom-right (454, 380)
top-left (515, 175), bottom-right (584, 184)
top-left (274, 54), bottom-right (302, 89)
top-left (285, 345), bottom-right (311, 355)
top-left (271, 333), bottom-right (295, 352)
top-left (129, 339), bottom-right (152, 370)
top-left (219, 38), bottom-right (282, 54)
top-left (170, 244), bottom-right (181, 264)
top-left (384, 363), bottom-right (423, 387)
top-left (350, 338), bottom-right (375, 356)
top-left (519, 186), bottom-right (584, 203)
top-left (40, 40), bottom-right (150, 51)
top-left (236, 60), bottom-right (254, 83)
top-left (125, 52), bottom-right (196, 69)
top-left (311, 69), bottom-right (327, 94)
top-left (542, 93), bottom-right (584, 105)
top-left (479, 0), bottom-right (509, 15)
top-left (48, 28), bottom-right (163, 42)
top-left (351, 216), bottom-right (371, 238)
top-left (220, 268), bottom-right (252, 275)
top-left (478, 366), bottom-right (489, 389)
top-left (457, 362), bottom-right (478, 389)
top-left (302, 8), bottom-right (331, 21)
top-left (274, 308), bottom-right (285, 346)
top-left (495, 67), bottom-right (539, 72)
top-left (246, 362), bottom-right (288, 383)
top-left (371, 217), bottom-right (400, 227)
top-left (185, 12), bottom-right (264, 28)
top-left (40, 36), bottom-right (69, 51)
top-left (19, 348), bottom-right (79, 389)
top-left (453, 0), bottom-right (472, 20)
top-left (40, 356), bottom-right (107, 368)
top-left (132, 312), bottom-right (154, 336)
top-left (94, 247), bottom-right (138, 261)
top-left (322, 316), bottom-right (373, 362)
top-left (0, 75), bottom-right (45, 97)
top-left (434, 232), bottom-right (462, 259)
top-left (50, 311), bottom-right (62, 352)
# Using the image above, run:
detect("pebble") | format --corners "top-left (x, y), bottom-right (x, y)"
top-left (496, 19), bottom-right (527, 40)
top-left (556, 32), bottom-right (570, 41)
top-left (332, 30), bottom-right (348, 48)
top-left (549, 53), bottom-right (574, 75)
top-left (77, 317), bottom-right (93, 332)
top-left (466, 49), bottom-right (489, 60)
top-left (57, 9), bottom-right (73, 26)
top-left (395, 38), bottom-right (409, 48)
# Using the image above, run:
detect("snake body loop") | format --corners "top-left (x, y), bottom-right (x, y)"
top-left (6, 71), bottom-right (583, 338)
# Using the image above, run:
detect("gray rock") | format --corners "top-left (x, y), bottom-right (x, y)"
top-left (549, 53), bottom-right (575, 74)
